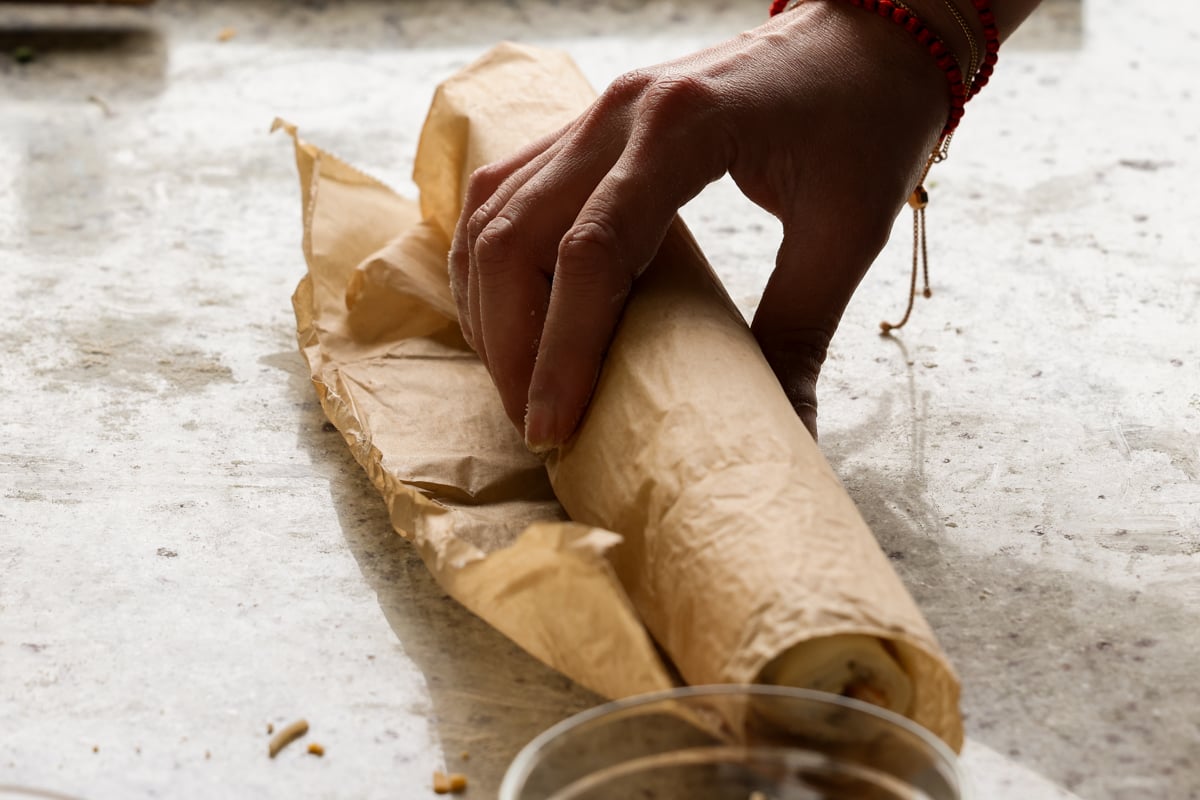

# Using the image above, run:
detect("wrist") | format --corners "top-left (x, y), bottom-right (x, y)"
top-left (777, 0), bottom-right (983, 93)
top-left (780, 1), bottom-right (953, 141)
top-left (774, 0), bottom-right (982, 136)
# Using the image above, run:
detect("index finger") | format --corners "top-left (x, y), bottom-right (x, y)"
top-left (524, 126), bottom-right (726, 451)
top-left (448, 127), bottom-right (567, 348)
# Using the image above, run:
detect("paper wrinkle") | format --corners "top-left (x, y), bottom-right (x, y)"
top-left (279, 40), bottom-right (963, 749)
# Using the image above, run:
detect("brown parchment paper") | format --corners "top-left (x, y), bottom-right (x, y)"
top-left (277, 41), bottom-right (963, 749)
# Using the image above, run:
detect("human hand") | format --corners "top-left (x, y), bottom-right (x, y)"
top-left (449, 1), bottom-right (950, 449)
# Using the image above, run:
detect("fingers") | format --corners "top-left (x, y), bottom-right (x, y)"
top-left (756, 324), bottom-right (826, 441)
top-left (521, 215), bottom-right (636, 453)
top-left (470, 136), bottom-right (631, 427)
top-left (448, 126), bottom-right (567, 351)
top-left (452, 70), bottom-right (733, 449)
top-left (465, 146), bottom-right (559, 370)
top-left (525, 108), bottom-right (729, 451)
top-left (751, 215), bottom-right (891, 441)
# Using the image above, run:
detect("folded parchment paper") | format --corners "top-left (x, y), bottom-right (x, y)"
top-left (278, 41), bottom-right (962, 749)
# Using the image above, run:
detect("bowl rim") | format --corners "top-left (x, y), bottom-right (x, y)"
top-left (499, 683), bottom-right (967, 800)
top-left (0, 788), bottom-right (81, 800)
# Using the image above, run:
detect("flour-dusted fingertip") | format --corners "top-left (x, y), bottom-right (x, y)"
top-left (524, 397), bottom-right (559, 454)
top-left (447, 243), bottom-right (474, 347)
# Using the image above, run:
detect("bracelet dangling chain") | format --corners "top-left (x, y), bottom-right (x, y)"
top-left (770, 0), bottom-right (1000, 332)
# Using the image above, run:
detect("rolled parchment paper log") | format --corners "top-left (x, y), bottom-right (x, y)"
top-left (548, 209), bottom-right (955, 742)
top-left (279, 42), bottom-right (962, 748)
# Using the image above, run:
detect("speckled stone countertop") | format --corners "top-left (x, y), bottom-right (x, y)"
top-left (1, 1), bottom-right (1196, 798)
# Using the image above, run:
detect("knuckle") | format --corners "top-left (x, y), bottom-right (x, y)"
top-left (759, 336), bottom-right (826, 415)
top-left (788, 378), bottom-right (819, 415)
top-left (556, 220), bottom-right (629, 287)
top-left (466, 163), bottom-right (504, 202)
top-left (473, 217), bottom-right (517, 272)
top-left (639, 74), bottom-right (719, 124)
top-left (759, 328), bottom-right (831, 375)
top-left (599, 69), bottom-right (655, 109)
top-left (466, 204), bottom-right (496, 243)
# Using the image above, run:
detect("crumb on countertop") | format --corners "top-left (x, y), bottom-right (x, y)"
top-left (268, 719), bottom-right (309, 758)
top-left (433, 771), bottom-right (468, 794)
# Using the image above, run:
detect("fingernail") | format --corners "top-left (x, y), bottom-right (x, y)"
top-left (524, 398), bottom-right (559, 454)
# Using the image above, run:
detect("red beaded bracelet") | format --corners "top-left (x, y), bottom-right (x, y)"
top-left (968, 0), bottom-right (1000, 99)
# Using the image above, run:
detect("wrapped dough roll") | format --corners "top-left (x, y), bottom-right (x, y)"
top-left (545, 209), bottom-right (957, 743)
top-left (400, 50), bottom-right (968, 745)
top-left (285, 41), bottom-right (963, 748)
top-left (413, 42), bottom-right (962, 746)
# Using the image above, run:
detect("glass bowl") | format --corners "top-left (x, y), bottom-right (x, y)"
top-left (500, 685), bottom-right (966, 800)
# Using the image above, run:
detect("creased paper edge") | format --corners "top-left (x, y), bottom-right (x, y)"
top-left (278, 119), bottom-right (675, 702)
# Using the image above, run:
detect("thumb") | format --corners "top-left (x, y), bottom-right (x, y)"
top-left (751, 218), bottom-right (888, 441)
top-left (755, 327), bottom-right (826, 441)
